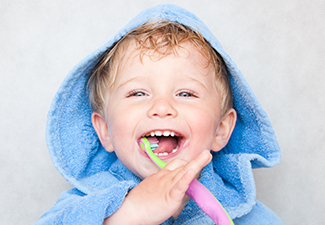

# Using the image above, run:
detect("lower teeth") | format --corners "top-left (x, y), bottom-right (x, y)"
top-left (157, 152), bottom-right (168, 156)
top-left (153, 147), bottom-right (178, 156)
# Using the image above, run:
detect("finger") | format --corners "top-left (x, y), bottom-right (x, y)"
top-left (163, 158), bottom-right (188, 171)
top-left (182, 150), bottom-right (212, 175)
top-left (163, 150), bottom-right (211, 184)
top-left (169, 169), bottom-right (196, 201)
top-left (169, 150), bottom-right (210, 188)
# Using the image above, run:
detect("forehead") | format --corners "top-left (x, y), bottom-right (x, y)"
top-left (118, 39), bottom-right (213, 75)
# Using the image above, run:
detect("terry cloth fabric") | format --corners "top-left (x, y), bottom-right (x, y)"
top-left (34, 4), bottom-right (284, 225)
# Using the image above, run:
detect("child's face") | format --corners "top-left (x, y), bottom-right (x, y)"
top-left (100, 41), bottom-right (225, 179)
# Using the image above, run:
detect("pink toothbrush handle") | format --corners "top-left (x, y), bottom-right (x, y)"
top-left (186, 179), bottom-right (233, 225)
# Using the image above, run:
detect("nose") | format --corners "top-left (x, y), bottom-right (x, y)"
top-left (147, 98), bottom-right (178, 118)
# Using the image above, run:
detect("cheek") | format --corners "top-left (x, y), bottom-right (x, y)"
top-left (195, 119), bottom-right (218, 140)
top-left (189, 107), bottom-right (220, 142)
top-left (107, 104), bottom-right (136, 129)
top-left (106, 105), bottom-right (142, 145)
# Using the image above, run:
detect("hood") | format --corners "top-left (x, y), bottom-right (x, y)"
top-left (46, 4), bottom-right (281, 219)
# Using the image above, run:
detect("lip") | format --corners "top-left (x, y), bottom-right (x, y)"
top-left (137, 129), bottom-right (187, 161)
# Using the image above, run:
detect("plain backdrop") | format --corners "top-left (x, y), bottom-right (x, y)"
top-left (1, 0), bottom-right (324, 224)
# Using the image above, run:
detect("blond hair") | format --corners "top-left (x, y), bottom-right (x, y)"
top-left (88, 19), bottom-right (233, 117)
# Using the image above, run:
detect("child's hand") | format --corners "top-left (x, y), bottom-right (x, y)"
top-left (104, 150), bottom-right (212, 225)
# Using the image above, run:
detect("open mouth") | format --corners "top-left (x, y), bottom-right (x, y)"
top-left (141, 130), bottom-right (183, 157)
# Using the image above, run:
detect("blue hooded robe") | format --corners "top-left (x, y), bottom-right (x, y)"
top-left (34, 4), bottom-right (284, 225)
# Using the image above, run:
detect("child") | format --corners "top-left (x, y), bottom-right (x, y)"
top-left (35, 4), bottom-right (284, 225)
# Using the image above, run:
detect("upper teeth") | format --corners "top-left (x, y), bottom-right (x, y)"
top-left (149, 130), bottom-right (175, 137)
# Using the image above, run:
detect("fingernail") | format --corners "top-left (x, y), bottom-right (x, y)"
top-left (201, 150), bottom-right (209, 155)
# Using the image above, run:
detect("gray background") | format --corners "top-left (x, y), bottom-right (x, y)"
top-left (1, 0), bottom-right (324, 224)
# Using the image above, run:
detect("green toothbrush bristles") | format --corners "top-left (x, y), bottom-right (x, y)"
top-left (150, 143), bottom-right (158, 150)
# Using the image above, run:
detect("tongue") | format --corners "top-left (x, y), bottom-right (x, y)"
top-left (147, 136), bottom-right (178, 154)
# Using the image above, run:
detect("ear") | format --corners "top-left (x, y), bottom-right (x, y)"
top-left (211, 108), bottom-right (237, 152)
top-left (91, 112), bottom-right (114, 152)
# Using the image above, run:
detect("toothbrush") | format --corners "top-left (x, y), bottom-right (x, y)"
top-left (139, 138), bottom-right (234, 225)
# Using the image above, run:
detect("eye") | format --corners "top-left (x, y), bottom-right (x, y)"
top-left (126, 90), bottom-right (147, 97)
top-left (177, 91), bottom-right (197, 98)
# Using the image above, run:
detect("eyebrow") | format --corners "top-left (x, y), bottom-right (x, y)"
top-left (116, 76), bottom-right (140, 90)
top-left (116, 72), bottom-right (209, 91)
top-left (186, 75), bottom-right (208, 90)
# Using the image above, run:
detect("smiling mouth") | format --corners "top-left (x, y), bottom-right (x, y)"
top-left (141, 130), bottom-right (182, 156)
